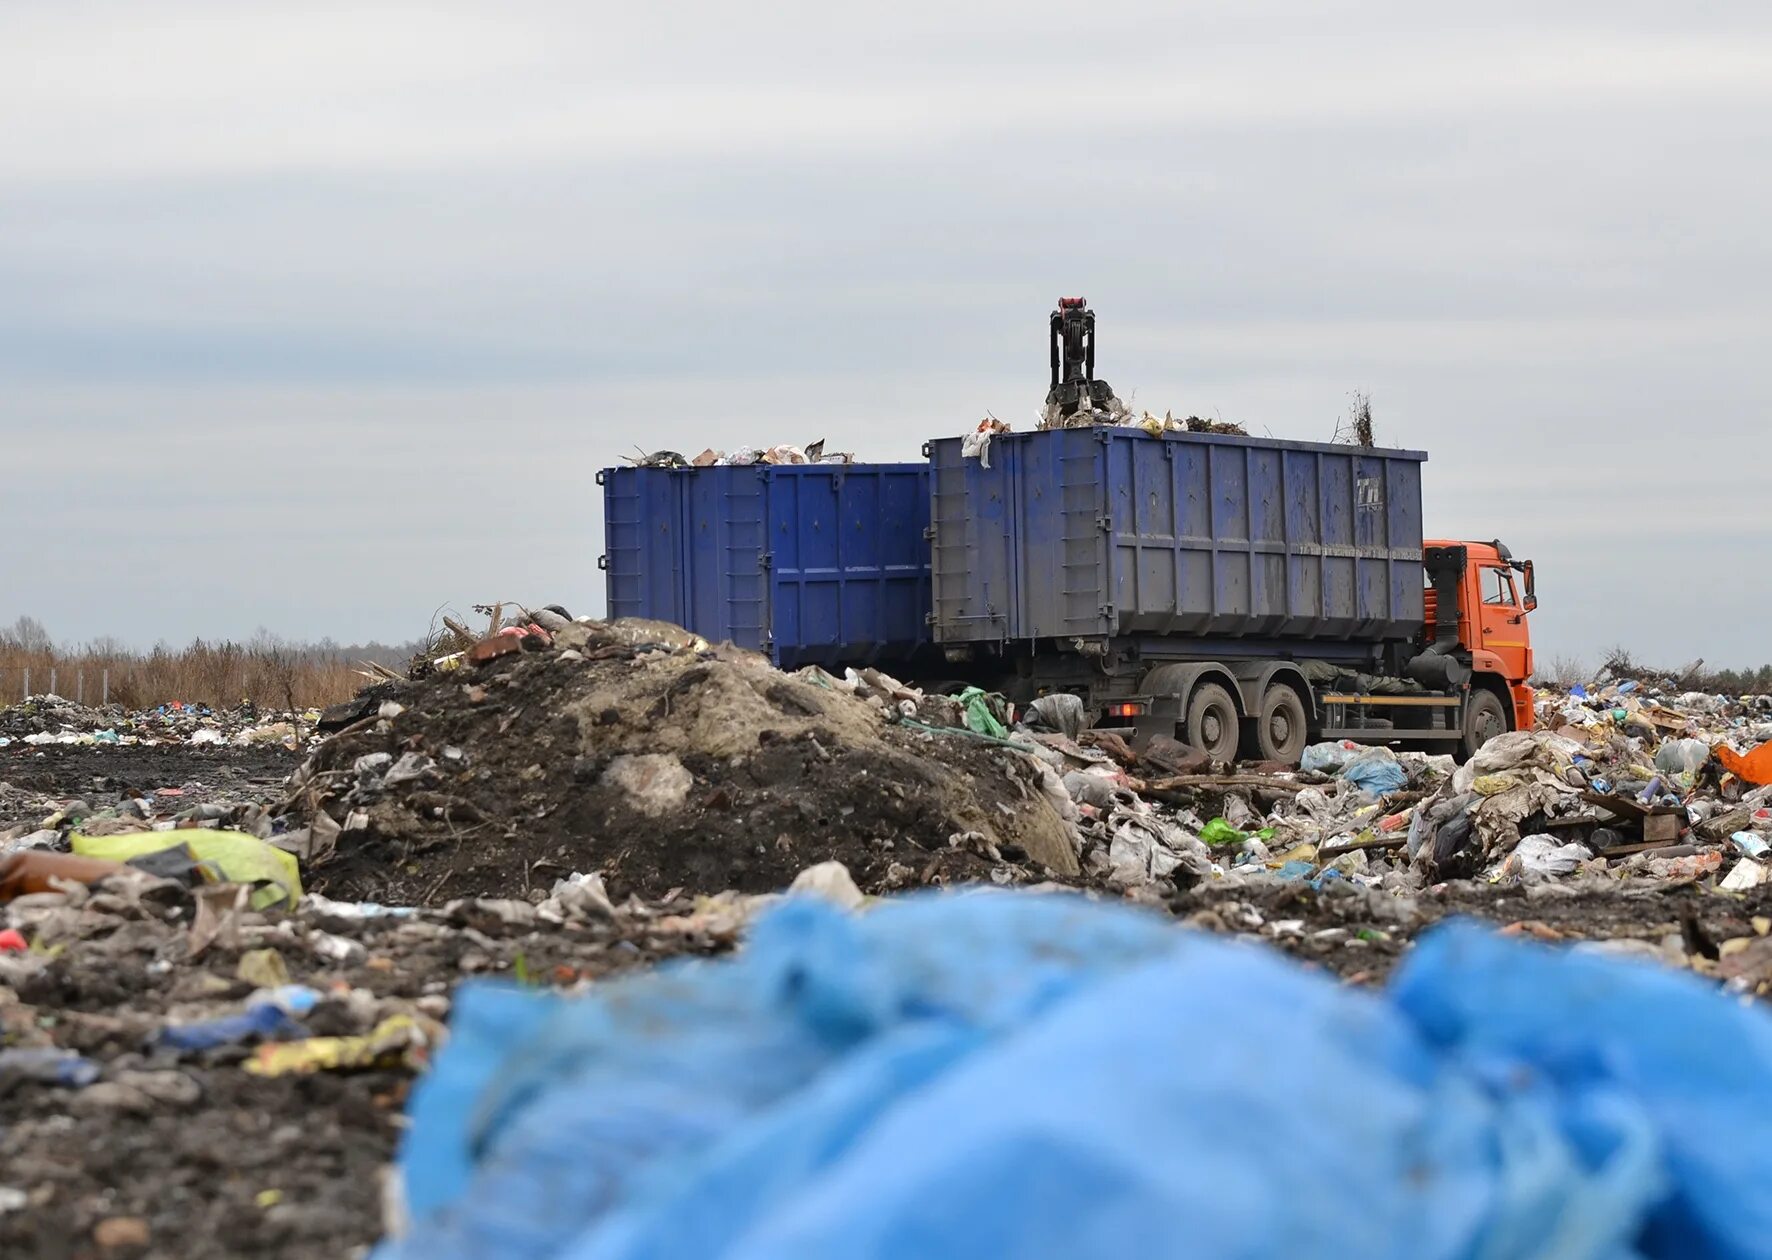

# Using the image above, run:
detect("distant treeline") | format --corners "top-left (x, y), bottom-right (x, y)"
top-left (0, 615), bottom-right (419, 710)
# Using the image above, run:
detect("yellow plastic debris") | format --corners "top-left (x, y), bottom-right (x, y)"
top-left (236, 948), bottom-right (290, 988)
top-left (244, 1014), bottom-right (443, 1078)
top-left (70, 829), bottom-right (302, 910)
top-left (1470, 774), bottom-right (1516, 797)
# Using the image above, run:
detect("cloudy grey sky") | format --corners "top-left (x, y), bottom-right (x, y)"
top-left (5, 2), bottom-right (1769, 668)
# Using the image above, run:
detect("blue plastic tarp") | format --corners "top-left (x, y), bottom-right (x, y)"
top-left (378, 893), bottom-right (1772, 1260)
top-left (1302, 740), bottom-right (1410, 794)
top-left (1342, 746), bottom-right (1410, 795)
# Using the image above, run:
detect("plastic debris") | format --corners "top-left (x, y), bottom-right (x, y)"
top-left (1025, 693), bottom-right (1086, 740)
top-left (1718, 740), bottom-right (1772, 786)
top-left (1199, 817), bottom-right (1272, 848)
top-left (1500, 834), bottom-right (1595, 878)
top-left (245, 1014), bottom-right (443, 1078)
top-left (1300, 740), bottom-right (1362, 774)
top-left (71, 829), bottom-right (302, 909)
top-left (1721, 859), bottom-right (1772, 892)
top-left (1733, 832), bottom-right (1772, 859)
top-left (0, 1047), bottom-right (102, 1093)
top-left (1339, 746), bottom-right (1409, 796)
top-left (157, 1003), bottom-right (306, 1053)
top-left (379, 893), bottom-right (1772, 1260)
top-left (236, 948), bottom-right (291, 989)
top-left (956, 687), bottom-right (1010, 739)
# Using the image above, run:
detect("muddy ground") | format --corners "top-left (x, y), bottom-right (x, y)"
top-left (0, 745), bottom-right (298, 829)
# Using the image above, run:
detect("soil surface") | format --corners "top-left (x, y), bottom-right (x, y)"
top-left (0, 745), bottom-right (298, 828)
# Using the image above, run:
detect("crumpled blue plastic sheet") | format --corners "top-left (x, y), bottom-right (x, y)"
top-left (378, 893), bottom-right (1772, 1260)
top-left (1301, 741), bottom-right (1409, 795)
top-left (157, 1002), bottom-right (305, 1053)
top-left (1340, 747), bottom-right (1410, 795)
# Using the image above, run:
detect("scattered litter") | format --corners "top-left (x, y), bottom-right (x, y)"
top-left (6, 612), bottom-right (1771, 1256)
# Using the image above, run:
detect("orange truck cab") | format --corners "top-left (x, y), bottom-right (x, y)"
top-left (1293, 539), bottom-right (1538, 761)
top-left (1422, 539), bottom-right (1537, 747)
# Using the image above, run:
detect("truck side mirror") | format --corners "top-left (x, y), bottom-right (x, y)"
top-left (1519, 560), bottom-right (1537, 612)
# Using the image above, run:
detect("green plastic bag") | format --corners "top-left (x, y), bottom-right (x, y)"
top-left (72, 829), bottom-right (302, 910)
top-left (1199, 818), bottom-right (1276, 849)
top-left (957, 687), bottom-right (1010, 740)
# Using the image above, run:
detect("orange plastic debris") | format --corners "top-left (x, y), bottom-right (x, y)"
top-left (1716, 742), bottom-right (1772, 786)
top-left (0, 851), bottom-right (130, 901)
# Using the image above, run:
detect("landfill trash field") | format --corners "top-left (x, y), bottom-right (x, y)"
top-left (4, 612), bottom-right (1772, 1258)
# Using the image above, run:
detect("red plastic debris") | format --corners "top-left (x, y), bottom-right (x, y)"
top-left (0, 929), bottom-right (27, 952)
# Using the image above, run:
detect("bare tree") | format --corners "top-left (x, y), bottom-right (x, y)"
top-left (258, 634), bottom-right (306, 743)
top-left (1533, 653), bottom-right (1589, 688)
top-left (3, 615), bottom-right (53, 652)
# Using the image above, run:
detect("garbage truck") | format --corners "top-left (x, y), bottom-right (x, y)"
top-left (924, 425), bottom-right (1537, 762)
top-left (600, 427), bottom-right (1537, 763)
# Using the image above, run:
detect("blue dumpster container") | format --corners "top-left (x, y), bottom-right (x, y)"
top-left (600, 464), bottom-right (932, 669)
top-left (927, 428), bottom-right (1427, 647)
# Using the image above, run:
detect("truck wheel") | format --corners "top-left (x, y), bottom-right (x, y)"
top-left (1254, 685), bottom-right (1308, 764)
top-left (1460, 690), bottom-right (1508, 761)
top-left (1185, 683), bottom-right (1241, 763)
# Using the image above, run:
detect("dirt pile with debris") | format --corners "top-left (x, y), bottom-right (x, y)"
top-left (293, 638), bottom-right (1079, 906)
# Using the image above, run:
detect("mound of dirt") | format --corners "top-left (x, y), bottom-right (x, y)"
top-left (292, 643), bottom-right (1079, 905)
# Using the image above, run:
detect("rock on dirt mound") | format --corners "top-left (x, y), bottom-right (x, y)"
top-left (291, 642), bottom-right (1079, 905)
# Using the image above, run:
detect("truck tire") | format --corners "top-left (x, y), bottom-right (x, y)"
top-left (1253, 685), bottom-right (1308, 764)
top-left (1185, 683), bottom-right (1241, 763)
top-left (1460, 690), bottom-right (1508, 761)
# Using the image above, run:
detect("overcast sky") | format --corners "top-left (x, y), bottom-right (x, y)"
top-left (5, 1), bottom-right (1769, 669)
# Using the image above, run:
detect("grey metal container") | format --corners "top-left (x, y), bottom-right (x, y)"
top-left (928, 427), bottom-right (1427, 648)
